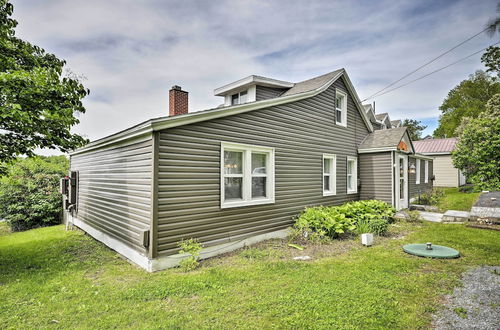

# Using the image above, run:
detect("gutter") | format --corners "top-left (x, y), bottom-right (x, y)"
top-left (70, 69), bottom-right (374, 156)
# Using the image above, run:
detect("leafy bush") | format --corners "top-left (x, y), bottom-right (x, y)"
top-left (418, 189), bottom-right (445, 205)
top-left (293, 200), bottom-right (395, 241)
top-left (177, 238), bottom-right (203, 271)
top-left (405, 210), bottom-right (422, 223)
top-left (0, 156), bottom-right (68, 231)
top-left (452, 94), bottom-right (500, 191)
top-left (293, 206), bottom-right (356, 242)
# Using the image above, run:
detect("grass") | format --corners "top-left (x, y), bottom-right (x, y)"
top-left (436, 187), bottom-right (481, 212)
top-left (0, 222), bottom-right (499, 329)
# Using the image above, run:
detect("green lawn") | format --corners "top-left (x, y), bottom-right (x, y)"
top-left (436, 187), bottom-right (481, 212)
top-left (0, 222), bottom-right (498, 329)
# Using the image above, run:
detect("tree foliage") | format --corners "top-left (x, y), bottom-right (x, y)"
top-left (434, 70), bottom-right (500, 138)
top-left (0, 1), bottom-right (89, 172)
top-left (0, 156), bottom-right (69, 231)
top-left (452, 94), bottom-right (500, 191)
top-left (481, 46), bottom-right (500, 77)
top-left (402, 118), bottom-right (427, 141)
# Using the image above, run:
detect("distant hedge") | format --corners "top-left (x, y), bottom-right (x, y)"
top-left (0, 156), bottom-right (68, 231)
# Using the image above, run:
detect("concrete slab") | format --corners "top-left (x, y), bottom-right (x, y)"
top-left (442, 210), bottom-right (470, 222)
top-left (419, 211), bottom-right (443, 223)
top-left (470, 191), bottom-right (500, 223)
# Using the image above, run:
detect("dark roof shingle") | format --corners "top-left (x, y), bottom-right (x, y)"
top-left (359, 127), bottom-right (407, 149)
top-left (281, 69), bottom-right (343, 97)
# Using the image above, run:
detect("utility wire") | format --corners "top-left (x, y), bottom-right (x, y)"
top-left (364, 41), bottom-right (500, 100)
top-left (362, 27), bottom-right (491, 101)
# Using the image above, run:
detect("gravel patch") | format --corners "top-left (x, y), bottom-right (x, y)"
top-left (433, 266), bottom-right (500, 330)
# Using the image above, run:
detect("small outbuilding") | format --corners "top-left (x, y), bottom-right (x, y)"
top-left (413, 138), bottom-right (465, 187)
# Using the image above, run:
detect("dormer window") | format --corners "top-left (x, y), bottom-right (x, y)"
top-left (231, 90), bottom-right (248, 105)
top-left (335, 90), bottom-right (347, 127)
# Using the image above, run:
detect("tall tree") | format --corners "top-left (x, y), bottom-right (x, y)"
top-left (0, 0), bottom-right (89, 172)
top-left (401, 119), bottom-right (427, 141)
top-left (481, 46), bottom-right (500, 77)
top-left (453, 94), bottom-right (500, 191)
top-left (433, 70), bottom-right (500, 138)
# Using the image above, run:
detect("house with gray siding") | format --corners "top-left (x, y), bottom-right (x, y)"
top-left (64, 68), bottom-right (433, 271)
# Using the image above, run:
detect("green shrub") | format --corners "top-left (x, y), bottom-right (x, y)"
top-left (405, 210), bottom-right (422, 223)
top-left (418, 189), bottom-right (445, 205)
top-left (293, 206), bottom-right (356, 242)
top-left (293, 200), bottom-right (395, 241)
top-left (177, 238), bottom-right (203, 271)
top-left (0, 156), bottom-right (68, 231)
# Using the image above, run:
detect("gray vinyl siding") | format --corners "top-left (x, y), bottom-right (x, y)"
top-left (156, 78), bottom-right (370, 255)
top-left (255, 86), bottom-right (288, 101)
top-left (70, 139), bottom-right (152, 253)
top-left (409, 157), bottom-right (433, 199)
top-left (359, 152), bottom-right (392, 204)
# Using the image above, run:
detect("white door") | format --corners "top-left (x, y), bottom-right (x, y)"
top-left (396, 155), bottom-right (408, 210)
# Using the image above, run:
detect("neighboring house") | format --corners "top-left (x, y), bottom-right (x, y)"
top-left (413, 138), bottom-right (465, 187)
top-left (65, 68), bottom-right (433, 271)
top-left (363, 104), bottom-right (402, 130)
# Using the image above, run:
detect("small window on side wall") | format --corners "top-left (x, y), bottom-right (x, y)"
top-left (221, 142), bottom-right (275, 208)
top-left (347, 156), bottom-right (357, 194)
top-left (335, 90), bottom-right (347, 127)
top-left (323, 154), bottom-right (336, 196)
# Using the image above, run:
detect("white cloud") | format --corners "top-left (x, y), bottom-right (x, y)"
top-left (12, 0), bottom-right (498, 152)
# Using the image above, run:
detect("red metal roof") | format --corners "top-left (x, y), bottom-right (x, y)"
top-left (413, 138), bottom-right (457, 153)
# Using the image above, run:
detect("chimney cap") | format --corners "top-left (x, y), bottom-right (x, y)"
top-left (171, 85), bottom-right (182, 91)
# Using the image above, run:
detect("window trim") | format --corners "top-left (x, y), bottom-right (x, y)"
top-left (424, 160), bottom-right (429, 183)
top-left (220, 142), bottom-right (275, 209)
top-left (322, 154), bottom-right (337, 196)
top-left (335, 89), bottom-right (348, 127)
top-left (415, 159), bottom-right (420, 184)
top-left (346, 156), bottom-right (358, 194)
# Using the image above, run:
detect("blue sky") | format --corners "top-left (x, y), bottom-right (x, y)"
top-left (11, 0), bottom-right (498, 143)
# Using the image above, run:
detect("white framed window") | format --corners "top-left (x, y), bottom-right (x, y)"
top-left (221, 142), bottom-right (275, 208)
top-left (424, 160), bottom-right (429, 183)
top-left (335, 90), bottom-right (347, 127)
top-left (323, 154), bottom-right (337, 196)
top-left (231, 90), bottom-right (248, 105)
top-left (346, 156), bottom-right (357, 194)
top-left (415, 159), bottom-right (420, 184)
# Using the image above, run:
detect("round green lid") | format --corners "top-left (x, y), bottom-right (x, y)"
top-left (403, 243), bottom-right (460, 259)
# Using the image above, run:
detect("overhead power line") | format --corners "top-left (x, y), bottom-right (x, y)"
top-left (363, 41), bottom-right (500, 100)
top-left (362, 27), bottom-right (491, 101)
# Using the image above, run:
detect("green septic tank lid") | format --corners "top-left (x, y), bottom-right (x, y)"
top-left (403, 243), bottom-right (460, 259)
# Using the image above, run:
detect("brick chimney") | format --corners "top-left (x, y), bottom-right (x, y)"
top-left (169, 85), bottom-right (188, 116)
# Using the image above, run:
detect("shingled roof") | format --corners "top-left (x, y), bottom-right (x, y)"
top-left (359, 127), bottom-right (407, 149)
top-left (281, 69), bottom-right (343, 97)
top-left (359, 127), bottom-right (406, 149)
top-left (413, 138), bottom-right (457, 154)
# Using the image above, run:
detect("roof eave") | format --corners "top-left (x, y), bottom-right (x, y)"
top-left (71, 69), bottom-right (374, 155)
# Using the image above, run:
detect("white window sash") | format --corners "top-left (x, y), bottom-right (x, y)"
top-left (424, 160), bottom-right (429, 183)
top-left (335, 90), bottom-right (347, 127)
top-left (416, 159), bottom-right (420, 184)
top-left (347, 156), bottom-right (357, 194)
top-left (323, 154), bottom-right (336, 196)
top-left (221, 142), bottom-right (275, 208)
